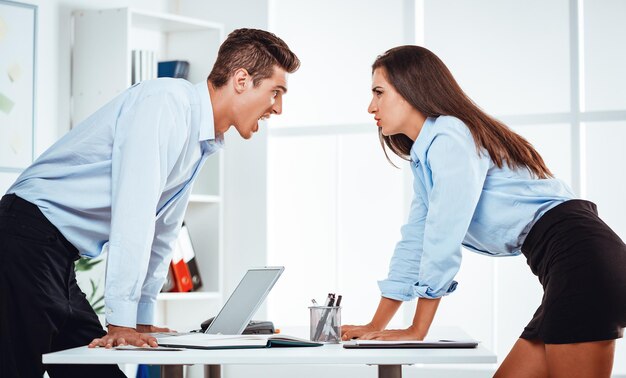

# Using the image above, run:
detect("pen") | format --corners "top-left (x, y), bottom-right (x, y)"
top-left (327, 294), bottom-right (336, 307)
top-left (330, 295), bottom-right (342, 338)
top-left (323, 294), bottom-right (340, 341)
top-left (313, 293), bottom-right (335, 341)
top-left (323, 293), bottom-right (333, 306)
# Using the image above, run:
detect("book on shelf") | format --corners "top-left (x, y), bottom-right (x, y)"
top-left (160, 265), bottom-right (175, 293)
top-left (179, 222), bottom-right (203, 291)
top-left (131, 49), bottom-right (158, 85)
top-left (169, 234), bottom-right (193, 293)
top-left (158, 60), bottom-right (190, 80)
top-left (161, 223), bottom-right (202, 293)
top-left (156, 333), bottom-right (322, 350)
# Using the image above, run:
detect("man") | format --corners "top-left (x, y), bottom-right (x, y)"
top-left (0, 28), bottom-right (299, 377)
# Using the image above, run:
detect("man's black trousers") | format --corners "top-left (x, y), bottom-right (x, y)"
top-left (0, 194), bottom-right (125, 378)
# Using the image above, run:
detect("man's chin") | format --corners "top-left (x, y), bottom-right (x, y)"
top-left (238, 130), bottom-right (253, 140)
top-left (233, 124), bottom-right (255, 139)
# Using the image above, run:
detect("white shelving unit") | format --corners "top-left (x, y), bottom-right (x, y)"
top-left (71, 7), bottom-right (224, 125)
top-left (71, 7), bottom-right (226, 332)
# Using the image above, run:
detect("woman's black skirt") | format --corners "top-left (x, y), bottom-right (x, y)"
top-left (520, 199), bottom-right (626, 344)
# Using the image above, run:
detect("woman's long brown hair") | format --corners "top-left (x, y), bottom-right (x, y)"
top-left (373, 45), bottom-right (553, 179)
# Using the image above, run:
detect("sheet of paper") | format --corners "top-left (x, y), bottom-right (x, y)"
top-left (7, 64), bottom-right (21, 82)
top-left (156, 334), bottom-right (270, 348)
top-left (0, 92), bottom-right (15, 114)
top-left (114, 345), bottom-right (184, 351)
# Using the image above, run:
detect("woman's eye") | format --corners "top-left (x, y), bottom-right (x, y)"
top-left (375, 90), bottom-right (383, 97)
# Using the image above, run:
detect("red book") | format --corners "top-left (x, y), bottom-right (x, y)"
top-left (179, 223), bottom-right (203, 291)
top-left (170, 238), bottom-right (193, 292)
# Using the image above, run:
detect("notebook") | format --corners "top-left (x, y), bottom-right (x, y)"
top-left (156, 334), bottom-right (320, 350)
top-left (343, 339), bottom-right (479, 349)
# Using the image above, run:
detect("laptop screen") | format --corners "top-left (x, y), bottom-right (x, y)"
top-left (205, 266), bottom-right (284, 335)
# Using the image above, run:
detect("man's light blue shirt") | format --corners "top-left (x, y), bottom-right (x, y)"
top-left (378, 116), bottom-right (575, 301)
top-left (8, 79), bottom-right (222, 327)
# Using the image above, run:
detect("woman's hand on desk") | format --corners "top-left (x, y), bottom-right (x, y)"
top-left (341, 323), bottom-right (380, 341)
top-left (356, 326), bottom-right (425, 341)
top-left (87, 324), bottom-right (162, 349)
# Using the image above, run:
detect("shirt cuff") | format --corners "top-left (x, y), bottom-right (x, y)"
top-left (104, 298), bottom-right (138, 328)
top-left (137, 300), bottom-right (156, 325)
top-left (412, 281), bottom-right (458, 298)
top-left (378, 279), bottom-right (459, 301)
top-left (377, 279), bottom-right (419, 301)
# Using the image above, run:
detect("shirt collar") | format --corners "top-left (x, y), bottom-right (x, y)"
top-left (410, 116), bottom-right (436, 163)
top-left (195, 81), bottom-right (219, 143)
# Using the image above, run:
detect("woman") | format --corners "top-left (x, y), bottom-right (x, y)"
top-left (341, 45), bottom-right (626, 377)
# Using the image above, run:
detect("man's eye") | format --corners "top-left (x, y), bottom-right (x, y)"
top-left (273, 90), bottom-right (279, 98)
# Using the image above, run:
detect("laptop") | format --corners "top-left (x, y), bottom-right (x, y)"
top-left (155, 266), bottom-right (284, 342)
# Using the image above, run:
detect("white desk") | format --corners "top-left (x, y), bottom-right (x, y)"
top-left (43, 327), bottom-right (496, 378)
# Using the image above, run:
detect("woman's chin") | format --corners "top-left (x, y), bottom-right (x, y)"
top-left (381, 128), bottom-right (399, 137)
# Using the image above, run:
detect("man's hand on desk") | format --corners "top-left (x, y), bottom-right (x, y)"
top-left (87, 324), bottom-right (171, 349)
top-left (136, 324), bottom-right (172, 333)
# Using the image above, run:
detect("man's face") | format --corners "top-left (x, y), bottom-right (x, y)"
top-left (232, 66), bottom-right (288, 139)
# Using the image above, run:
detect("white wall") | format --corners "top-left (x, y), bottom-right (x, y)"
top-left (266, 0), bottom-right (412, 329)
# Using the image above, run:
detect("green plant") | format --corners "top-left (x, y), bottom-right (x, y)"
top-left (74, 257), bottom-right (105, 314)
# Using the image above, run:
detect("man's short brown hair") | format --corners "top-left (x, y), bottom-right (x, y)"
top-left (208, 28), bottom-right (300, 88)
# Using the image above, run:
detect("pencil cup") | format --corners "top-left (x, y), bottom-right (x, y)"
top-left (309, 306), bottom-right (341, 343)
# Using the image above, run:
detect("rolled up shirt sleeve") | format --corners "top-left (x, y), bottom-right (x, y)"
top-left (104, 93), bottom-right (182, 327)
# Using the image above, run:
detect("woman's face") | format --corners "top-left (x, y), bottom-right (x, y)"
top-left (368, 68), bottom-right (425, 141)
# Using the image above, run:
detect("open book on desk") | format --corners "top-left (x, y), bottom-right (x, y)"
top-left (343, 339), bottom-right (478, 349)
top-left (157, 334), bottom-right (322, 350)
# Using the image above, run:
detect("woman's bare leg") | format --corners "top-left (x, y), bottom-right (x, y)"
top-left (494, 338), bottom-right (548, 378)
top-left (545, 340), bottom-right (615, 378)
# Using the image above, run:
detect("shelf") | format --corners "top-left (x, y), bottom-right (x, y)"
top-left (189, 194), bottom-right (221, 204)
top-left (130, 8), bottom-right (224, 33)
top-left (157, 291), bottom-right (222, 301)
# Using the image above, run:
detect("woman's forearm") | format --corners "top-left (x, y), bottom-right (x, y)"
top-left (369, 297), bottom-right (403, 330)
top-left (409, 297), bottom-right (441, 339)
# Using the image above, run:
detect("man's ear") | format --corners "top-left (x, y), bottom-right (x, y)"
top-left (232, 68), bottom-right (250, 94)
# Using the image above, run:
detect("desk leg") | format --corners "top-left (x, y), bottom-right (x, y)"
top-left (204, 364), bottom-right (221, 378)
top-left (161, 365), bottom-right (184, 378)
top-left (378, 365), bottom-right (402, 378)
